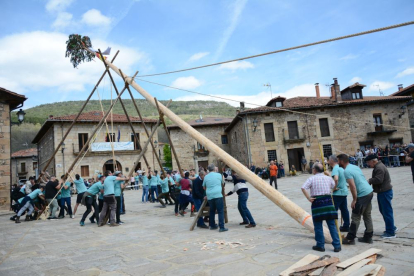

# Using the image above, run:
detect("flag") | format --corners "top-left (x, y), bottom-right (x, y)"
top-left (117, 125), bottom-right (120, 142)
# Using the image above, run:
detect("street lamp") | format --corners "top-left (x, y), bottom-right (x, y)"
top-left (252, 118), bottom-right (258, 132)
top-left (12, 109), bottom-right (26, 125)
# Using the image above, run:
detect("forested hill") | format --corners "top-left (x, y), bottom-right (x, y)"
top-left (12, 99), bottom-right (237, 125)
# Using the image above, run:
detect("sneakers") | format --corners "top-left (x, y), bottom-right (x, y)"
top-left (381, 233), bottom-right (396, 239)
top-left (71, 215), bottom-right (75, 219)
top-left (179, 211), bottom-right (185, 217)
top-left (357, 237), bottom-right (373, 244)
top-left (210, 226), bottom-right (218, 230)
top-left (198, 224), bottom-right (209, 229)
top-left (161, 205), bottom-right (166, 208)
top-left (118, 221), bottom-right (125, 225)
top-left (245, 224), bottom-right (256, 228)
top-left (89, 217), bottom-right (95, 224)
top-left (342, 237), bottom-right (355, 245)
top-left (239, 222), bottom-right (249, 225)
top-left (219, 228), bottom-right (229, 232)
top-left (15, 216), bottom-right (21, 224)
top-left (383, 227), bottom-right (398, 235)
top-left (334, 247), bottom-right (342, 253)
top-left (80, 221), bottom-right (85, 226)
top-left (47, 217), bottom-right (58, 220)
top-left (175, 213), bottom-right (178, 217)
top-left (312, 246), bottom-right (325, 252)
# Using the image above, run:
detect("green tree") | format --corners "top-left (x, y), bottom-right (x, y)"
top-left (163, 144), bottom-right (172, 168)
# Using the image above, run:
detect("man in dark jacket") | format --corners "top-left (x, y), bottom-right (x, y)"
top-left (365, 154), bottom-right (397, 239)
top-left (192, 171), bottom-right (208, 229)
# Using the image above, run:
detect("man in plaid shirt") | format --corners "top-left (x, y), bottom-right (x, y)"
top-left (301, 163), bottom-right (341, 252)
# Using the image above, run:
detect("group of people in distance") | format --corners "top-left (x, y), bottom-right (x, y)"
top-left (302, 151), bottom-right (399, 253)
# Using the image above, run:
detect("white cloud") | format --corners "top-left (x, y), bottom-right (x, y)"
top-left (396, 67), bottom-right (414, 78)
top-left (46, 0), bottom-right (74, 13)
top-left (52, 12), bottom-right (73, 29)
top-left (369, 81), bottom-right (395, 91)
top-left (218, 60), bottom-right (254, 70)
top-left (81, 9), bottom-right (112, 26)
top-left (340, 54), bottom-right (358, 61)
top-left (174, 83), bottom-right (318, 108)
top-left (350, 77), bottom-right (362, 83)
top-left (171, 76), bottom-right (202, 90)
top-left (0, 31), bottom-right (150, 96)
top-left (188, 52), bottom-right (209, 62)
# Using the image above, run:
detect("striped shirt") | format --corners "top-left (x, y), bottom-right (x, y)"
top-left (301, 173), bottom-right (334, 197)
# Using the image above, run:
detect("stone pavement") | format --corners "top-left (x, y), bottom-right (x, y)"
top-left (0, 167), bottom-right (413, 276)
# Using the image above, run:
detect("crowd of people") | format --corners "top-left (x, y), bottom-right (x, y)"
top-left (353, 143), bottom-right (412, 168)
top-left (9, 163), bottom-right (257, 233)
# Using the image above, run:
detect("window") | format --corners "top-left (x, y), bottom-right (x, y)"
top-left (373, 114), bottom-right (383, 132)
top-left (33, 162), bottom-right (38, 170)
top-left (197, 142), bottom-right (206, 151)
top-left (352, 92), bottom-right (361, 99)
top-left (276, 101), bottom-right (283, 107)
top-left (322, 144), bottom-right (332, 158)
top-left (319, 118), bottom-right (330, 137)
top-left (20, 162), bottom-right (26, 173)
top-left (131, 133), bottom-right (141, 150)
top-left (264, 123), bottom-right (275, 142)
top-left (287, 121), bottom-right (299, 139)
top-left (359, 142), bottom-right (372, 152)
top-left (267, 150), bottom-right (277, 162)
top-left (106, 133), bottom-right (115, 142)
top-left (78, 133), bottom-right (89, 152)
top-left (80, 165), bottom-right (89, 177)
top-left (221, 135), bottom-right (228, 144)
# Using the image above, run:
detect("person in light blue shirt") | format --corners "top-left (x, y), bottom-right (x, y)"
top-left (203, 164), bottom-right (227, 232)
top-left (158, 174), bottom-right (173, 207)
top-left (98, 171), bottom-right (128, 226)
top-left (134, 173), bottom-right (140, 190)
top-left (114, 172), bottom-right (126, 224)
top-left (80, 176), bottom-right (105, 226)
top-left (328, 156), bottom-right (350, 232)
top-left (59, 175), bottom-right (73, 218)
top-left (149, 171), bottom-right (159, 203)
top-left (73, 174), bottom-right (87, 218)
top-left (338, 154), bottom-right (373, 245)
top-left (141, 170), bottom-right (149, 203)
top-left (15, 187), bottom-right (45, 223)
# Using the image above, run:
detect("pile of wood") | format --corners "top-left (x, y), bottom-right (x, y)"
top-left (280, 248), bottom-right (385, 276)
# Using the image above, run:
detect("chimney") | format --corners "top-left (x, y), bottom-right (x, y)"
top-left (333, 78), bottom-right (342, 102)
top-left (240, 102), bottom-right (245, 112)
top-left (398, 84), bottom-right (403, 91)
top-left (315, 83), bottom-right (320, 98)
top-left (330, 85), bottom-right (335, 98)
top-left (49, 115), bottom-right (54, 119)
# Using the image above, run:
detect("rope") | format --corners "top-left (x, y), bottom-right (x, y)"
top-left (138, 20), bottom-right (414, 77)
top-left (136, 77), bottom-right (414, 131)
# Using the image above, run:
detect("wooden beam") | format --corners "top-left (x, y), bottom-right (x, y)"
top-left (279, 254), bottom-right (320, 276)
top-left (37, 51), bottom-right (120, 181)
top-left (348, 264), bottom-right (380, 276)
top-left (336, 249), bottom-right (382, 269)
top-left (337, 259), bottom-right (371, 276)
top-left (293, 257), bottom-right (339, 274)
top-left (320, 263), bottom-right (337, 276)
top-left (96, 50), bottom-right (334, 242)
top-left (190, 198), bottom-right (207, 231)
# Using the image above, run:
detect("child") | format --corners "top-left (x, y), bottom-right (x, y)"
top-left (290, 165), bottom-right (297, 176)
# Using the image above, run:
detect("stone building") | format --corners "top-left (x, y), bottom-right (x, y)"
top-left (11, 148), bottom-right (38, 185)
top-left (390, 83), bottom-right (414, 140)
top-left (0, 87), bottom-right (27, 211)
top-left (167, 117), bottom-right (232, 171)
top-left (32, 111), bottom-right (159, 179)
top-left (225, 78), bottom-right (412, 171)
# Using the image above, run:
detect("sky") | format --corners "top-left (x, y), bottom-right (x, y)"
top-left (1, 0), bottom-right (414, 109)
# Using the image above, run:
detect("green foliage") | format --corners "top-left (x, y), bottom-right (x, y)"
top-left (65, 34), bottom-right (95, 68)
top-left (11, 123), bottom-right (41, 152)
top-left (163, 144), bottom-right (172, 167)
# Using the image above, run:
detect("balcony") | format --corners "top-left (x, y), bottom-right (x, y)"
top-left (367, 126), bottom-right (397, 136)
top-left (18, 171), bottom-right (28, 176)
top-left (194, 149), bottom-right (209, 157)
top-left (283, 135), bottom-right (306, 145)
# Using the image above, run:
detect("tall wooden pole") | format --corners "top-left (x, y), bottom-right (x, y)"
top-left (37, 51), bottom-right (120, 181)
top-left (99, 54), bottom-right (333, 242)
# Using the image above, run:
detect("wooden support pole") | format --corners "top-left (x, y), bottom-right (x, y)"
top-left (98, 54), bottom-right (333, 242)
top-left (127, 100), bottom-right (172, 179)
top-left (118, 70), bottom-right (165, 175)
top-left (37, 51), bottom-right (120, 181)
top-left (97, 51), bottom-right (149, 168)
top-left (154, 98), bottom-right (182, 175)
top-left (64, 86), bottom-right (127, 179)
top-left (190, 198), bottom-right (207, 231)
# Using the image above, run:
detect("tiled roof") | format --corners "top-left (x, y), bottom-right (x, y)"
top-left (50, 111), bottom-right (157, 123)
top-left (0, 87), bottom-right (27, 110)
top-left (341, 82), bottom-right (367, 90)
top-left (12, 148), bottom-right (37, 158)
top-left (168, 117), bottom-right (233, 129)
top-left (390, 83), bottom-right (414, 96)
top-left (32, 111), bottom-right (157, 144)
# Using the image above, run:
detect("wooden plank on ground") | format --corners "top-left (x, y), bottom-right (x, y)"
top-left (336, 249), bottom-right (382, 269)
top-left (348, 264), bottom-right (380, 276)
top-left (293, 257), bottom-right (339, 273)
top-left (368, 265), bottom-right (383, 276)
top-left (336, 259), bottom-right (371, 276)
top-left (279, 254), bottom-right (320, 276)
top-left (320, 263), bottom-right (337, 276)
top-left (309, 267), bottom-right (324, 276)
top-left (366, 254), bottom-right (377, 264)
top-left (375, 266), bottom-right (386, 276)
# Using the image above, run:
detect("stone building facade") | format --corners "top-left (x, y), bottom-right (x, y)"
top-left (168, 117), bottom-right (232, 172)
top-left (0, 87), bottom-right (27, 211)
top-left (390, 83), bottom-right (414, 140)
top-left (11, 148), bottom-right (38, 185)
top-left (32, 111), bottom-right (159, 179)
top-left (225, 79), bottom-right (412, 170)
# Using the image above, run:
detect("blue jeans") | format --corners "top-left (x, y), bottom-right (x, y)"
top-left (59, 197), bottom-right (72, 217)
top-left (280, 169), bottom-right (285, 177)
top-left (377, 189), bottom-right (396, 235)
top-left (332, 195), bottom-right (350, 229)
top-left (150, 186), bottom-right (158, 202)
top-left (383, 157), bottom-right (390, 166)
top-left (142, 186), bottom-right (149, 202)
top-left (194, 198), bottom-right (206, 226)
top-left (237, 192), bottom-right (255, 225)
top-left (208, 197), bottom-right (225, 229)
top-left (313, 219), bottom-right (341, 249)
